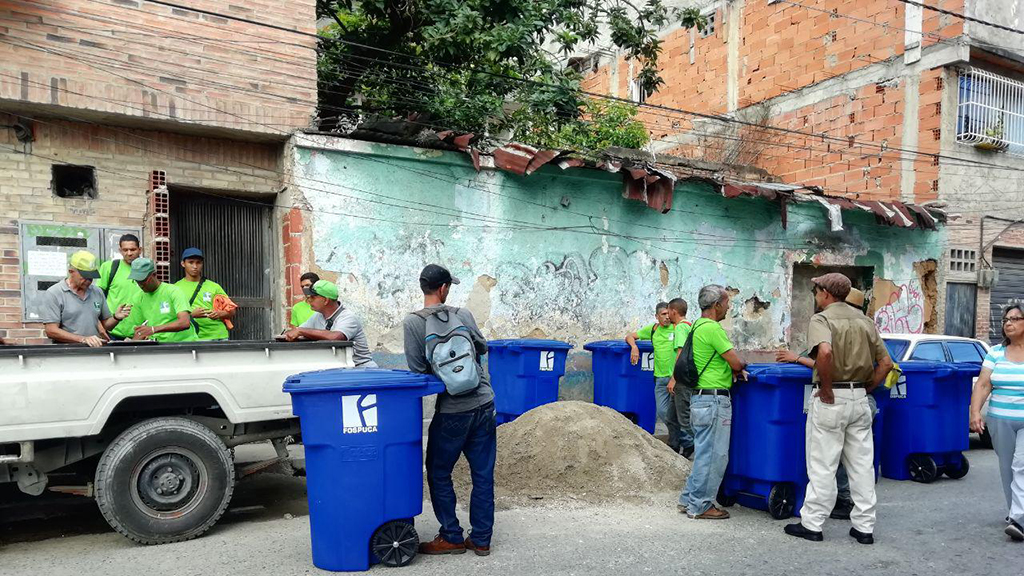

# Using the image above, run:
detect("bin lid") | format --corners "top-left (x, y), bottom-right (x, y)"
top-left (487, 338), bottom-right (574, 350)
top-left (283, 368), bottom-right (445, 395)
top-left (746, 362), bottom-right (814, 380)
top-left (583, 340), bottom-right (653, 352)
top-left (893, 360), bottom-right (955, 376)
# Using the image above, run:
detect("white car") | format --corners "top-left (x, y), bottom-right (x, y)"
top-left (881, 334), bottom-right (993, 447)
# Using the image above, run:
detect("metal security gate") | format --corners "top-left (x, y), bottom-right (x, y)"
top-left (944, 282), bottom-right (977, 338)
top-left (169, 188), bottom-right (274, 340)
top-left (990, 248), bottom-right (1024, 344)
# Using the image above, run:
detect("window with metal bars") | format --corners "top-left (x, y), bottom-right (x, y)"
top-left (956, 67), bottom-right (1024, 154)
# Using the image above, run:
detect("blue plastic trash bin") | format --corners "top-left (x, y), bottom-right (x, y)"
top-left (879, 361), bottom-right (975, 482)
top-left (718, 363), bottom-right (812, 519)
top-left (583, 340), bottom-right (657, 433)
top-left (487, 339), bottom-right (573, 424)
top-left (283, 369), bottom-right (444, 572)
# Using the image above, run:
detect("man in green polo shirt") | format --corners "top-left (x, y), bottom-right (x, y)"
top-left (124, 257), bottom-right (197, 343)
top-left (290, 272), bottom-right (319, 327)
top-left (627, 302), bottom-right (677, 445)
top-left (678, 285), bottom-right (747, 521)
top-left (97, 233), bottom-right (143, 340)
top-left (173, 248), bottom-right (234, 341)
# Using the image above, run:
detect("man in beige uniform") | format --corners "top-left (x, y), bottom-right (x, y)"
top-left (785, 273), bottom-right (892, 545)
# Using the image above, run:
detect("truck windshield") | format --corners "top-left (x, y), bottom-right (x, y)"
top-left (884, 339), bottom-right (909, 361)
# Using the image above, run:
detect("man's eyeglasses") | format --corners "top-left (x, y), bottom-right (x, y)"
top-left (1004, 316), bottom-right (1024, 324)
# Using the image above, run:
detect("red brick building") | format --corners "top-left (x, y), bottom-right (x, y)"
top-left (584, 0), bottom-right (1024, 342)
top-left (0, 0), bottom-right (317, 342)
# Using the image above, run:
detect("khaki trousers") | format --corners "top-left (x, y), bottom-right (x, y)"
top-left (799, 388), bottom-right (877, 534)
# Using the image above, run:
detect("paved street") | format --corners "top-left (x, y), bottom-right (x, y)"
top-left (0, 438), bottom-right (1016, 575)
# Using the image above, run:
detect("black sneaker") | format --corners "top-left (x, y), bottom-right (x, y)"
top-left (784, 523), bottom-right (823, 542)
top-left (830, 499), bottom-right (854, 520)
top-left (1006, 520), bottom-right (1024, 542)
top-left (682, 446), bottom-right (695, 460)
top-left (849, 527), bottom-right (874, 545)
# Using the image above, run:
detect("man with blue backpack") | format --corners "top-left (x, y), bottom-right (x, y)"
top-left (403, 264), bottom-right (496, 557)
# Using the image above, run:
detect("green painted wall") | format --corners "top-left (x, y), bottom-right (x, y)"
top-left (293, 137), bottom-right (944, 383)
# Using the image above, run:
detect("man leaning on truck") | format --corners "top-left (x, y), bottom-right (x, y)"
top-left (39, 251), bottom-right (132, 347)
top-left (123, 257), bottom-right (198, 342)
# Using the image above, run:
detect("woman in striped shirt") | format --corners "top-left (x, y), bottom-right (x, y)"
top-left (971, 304), bottom-right (1024, 542)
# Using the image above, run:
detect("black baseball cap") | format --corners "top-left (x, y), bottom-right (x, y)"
top-left (419, 264), bottom-right (460, 291)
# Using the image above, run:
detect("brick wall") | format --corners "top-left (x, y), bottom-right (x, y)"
top-left (0, 0), bottom-right (317, 138)
top-left (0, 112), bottom-right (283, 343)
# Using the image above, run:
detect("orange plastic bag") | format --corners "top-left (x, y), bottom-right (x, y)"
top-left (212, 294), bottom-right (238, 330)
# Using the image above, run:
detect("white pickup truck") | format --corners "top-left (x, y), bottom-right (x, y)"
top-left (0, 340), bottom-right (353, 544)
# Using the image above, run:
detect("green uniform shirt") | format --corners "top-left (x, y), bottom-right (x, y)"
top-left (290, 300), bottom-right (314, 327)
top-left (125, 282), bottom-right (198, 343)
top-left (672, 321), bottom-right (692, 350)
top-left (688, 318), bottom-right (735, 389)
top-left (174, 278), bottom-right (230, 341)
top-left (636, 322), bottom-right (677, 378)
top-left (97, 259), bottom-right (143, 338)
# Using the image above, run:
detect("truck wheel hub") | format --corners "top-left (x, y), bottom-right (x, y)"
top-left (133, 450), bottom-right (204, 514)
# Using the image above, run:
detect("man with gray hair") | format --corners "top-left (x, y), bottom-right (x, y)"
top-left (678, 284), bottom-right (748, 520)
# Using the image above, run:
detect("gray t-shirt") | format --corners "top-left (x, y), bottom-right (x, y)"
top-left (403, 304), bottom-right (493, 414)
top-left (300, 305), bottom-right (378, 367)
top-left (38, 280), bottom-right (111, 341)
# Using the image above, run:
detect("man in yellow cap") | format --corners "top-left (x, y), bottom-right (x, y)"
top-left (283, 279), bottom-right (376, 367)
top-left (39, 251), bottom-right (132, 347)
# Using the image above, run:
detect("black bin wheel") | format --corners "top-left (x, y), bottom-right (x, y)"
top-left (768, 483), bottom-right (796, 520)
top-left (908, 454), bottom-right (939, 483)
top-left (372, 521), bottom-right (419, 568)
top-left (944, 454), bottom-right (970, 480)
top-left (94, 417), bottom-right (235, 545)
top-left (716, 484), bottom-right (736, 508)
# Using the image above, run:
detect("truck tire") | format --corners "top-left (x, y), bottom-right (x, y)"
top-left (94, 417), bottom-right (235, 545)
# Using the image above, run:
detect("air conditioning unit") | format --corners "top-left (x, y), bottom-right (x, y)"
top-left (978, 268), bottom-right (999, 288)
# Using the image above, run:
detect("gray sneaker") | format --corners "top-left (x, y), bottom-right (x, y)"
top-left (1006, 520), bottom-right (1024, 542)
top-left (677, 504), bottom-right (687, 514)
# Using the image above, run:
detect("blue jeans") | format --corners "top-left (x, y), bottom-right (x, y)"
top-left (425, 402), bottom-right (497, 546)
top-left (680, 394), bottom-right (732, 515)
top-left (654, 377), bottom-right (678, 448)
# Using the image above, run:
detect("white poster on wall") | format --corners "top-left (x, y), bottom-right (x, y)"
top-left (26, 251), bottom-right (68, 277)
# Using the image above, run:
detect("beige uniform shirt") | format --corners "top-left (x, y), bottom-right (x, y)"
top-left (807, 302), bottom-right (890, 383)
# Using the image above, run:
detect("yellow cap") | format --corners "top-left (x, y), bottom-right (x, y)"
top-left (68, 250), bottom-right (100, 279)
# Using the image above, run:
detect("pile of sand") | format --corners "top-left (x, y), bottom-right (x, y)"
top-left (450, 401), bottom-right (691, 506)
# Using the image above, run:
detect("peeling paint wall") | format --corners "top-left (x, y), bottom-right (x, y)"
top-left (291, 136), bottom-right (944, 395)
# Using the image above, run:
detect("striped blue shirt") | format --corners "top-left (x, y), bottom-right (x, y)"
top-left (983, 345), bottom-right (1024, 421)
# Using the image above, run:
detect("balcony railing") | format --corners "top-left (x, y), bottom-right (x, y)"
top-left (956, 67), bottom-right (1024, 155)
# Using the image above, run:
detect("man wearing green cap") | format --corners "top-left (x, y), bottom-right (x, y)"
top-left (282, 279), bottom-right (377, 367)
top-left (122, 257), bottom-right (197, 342)
top-left (39, 251), bottom-right (132, 347)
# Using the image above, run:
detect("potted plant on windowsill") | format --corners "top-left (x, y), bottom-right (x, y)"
top-left (975, 116), bottom-right (1009, 151)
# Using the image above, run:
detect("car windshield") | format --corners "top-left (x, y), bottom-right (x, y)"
top-left (884, 339), bottom-right (910, 360)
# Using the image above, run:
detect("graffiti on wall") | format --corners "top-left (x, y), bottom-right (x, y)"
top-left (874, 280), bottom-right (925, 334)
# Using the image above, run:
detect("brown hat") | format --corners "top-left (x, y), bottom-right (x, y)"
top-left (845, 287), bottom-right (865, 308)
top-left (812, 273), bottom-right (852, 300)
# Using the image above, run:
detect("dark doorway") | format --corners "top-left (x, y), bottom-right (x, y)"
top-left (169, 187), bottom-right (274, 340)
top-left (790, 264), bottom-right (874, 353)
top-left (944, 282), bottom-right (977, 338)
top-left (990, 247), bottom-right (1024, 344)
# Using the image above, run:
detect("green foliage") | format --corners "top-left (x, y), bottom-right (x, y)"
top-left (316, 0), bottom-right (704, 152)
top-left (519, 99), bottom-right (650, 152)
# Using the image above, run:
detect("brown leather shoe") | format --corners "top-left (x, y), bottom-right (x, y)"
top-left (688, 507), bottom-right (730, 520)
top-left (465, 539), bottom-right (491, 556)
top-left (418, 535), bottom-right (466, 555)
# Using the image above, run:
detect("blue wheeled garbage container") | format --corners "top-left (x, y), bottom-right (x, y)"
top-left (283, 369), bottom-right (444, 572)
top-left (583, 340), bottom-right (657, 433)
top-left (878, 361), bottom-right (974, 482)
top-left (718, 363), bottom-right (812, 519)
top-left (486, 339), bottom-right (573, 424)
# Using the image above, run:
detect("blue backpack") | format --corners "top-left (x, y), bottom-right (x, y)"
top-left (414, 306), bottom-right (482, 396)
